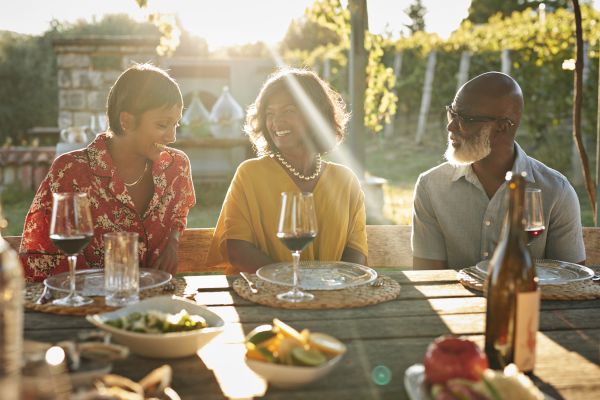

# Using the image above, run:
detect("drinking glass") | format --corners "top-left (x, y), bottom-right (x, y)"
top-left (104, 232), bottom-right (140, 307)
top-left (276, 192), bottom-right (318, 302)
top-left (524, 188), bottom-right (545, 245)
top-left (49, 192), bottom-right (94, 307)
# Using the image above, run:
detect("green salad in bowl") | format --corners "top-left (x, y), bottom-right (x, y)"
top-left (105, 309), bottom-right (208, 334)
top-left (86, 296), bottom-right (224, 358)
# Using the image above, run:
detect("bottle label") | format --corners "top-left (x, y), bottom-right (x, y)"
top-left (514, 290), bottom-right (540, 372)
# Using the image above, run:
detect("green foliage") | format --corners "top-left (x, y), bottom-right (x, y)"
top-left (283, 0), bottom-right (396, 134)
top-left (404, 0), bottom-right (427, 34)
top-left (0, 30), bottom-right (58, 142)
top-left (280, 17), bottom-right (341, 53)
top-left (53, 14), bottom-right (158, 37)
top-left (224, 42), bottom-right (270, 58)
top-left (467, 0), bottom-right (571, 24)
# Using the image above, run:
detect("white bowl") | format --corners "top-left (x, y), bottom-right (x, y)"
top-left (245, 354), bottom-right (344, 389)
top-left (86, 296), bottom-right (224, 359)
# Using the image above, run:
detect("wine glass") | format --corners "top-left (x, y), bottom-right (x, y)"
top-left (524, 188), bottom-right (545, 245)
top-left (49, 192), bottom-right (94, 307)
top-left (276, 192), bottom-right (318, 302)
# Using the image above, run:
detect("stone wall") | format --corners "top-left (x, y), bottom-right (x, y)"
top-left (53, 37), bottom-right (158, 130)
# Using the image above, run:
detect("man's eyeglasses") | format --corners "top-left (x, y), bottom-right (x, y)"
top-left (445, 105), bottom-right (515, 127)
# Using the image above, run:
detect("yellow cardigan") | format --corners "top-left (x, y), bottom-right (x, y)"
top-left (207, 156), bottom-right (368, 273)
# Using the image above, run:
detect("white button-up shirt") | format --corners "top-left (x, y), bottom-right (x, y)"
top-left (411, 143), bottom-right (585, 268)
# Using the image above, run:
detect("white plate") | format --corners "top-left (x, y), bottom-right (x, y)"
top-left (404, 364), bottom-right (430, 400)
top-left (86, 296), bottom-right (224, 358)
top-left (256, 261), bottom-right (377, 291)
top-left (475, 259), bottom-right (594, 285)
top-left (44, 268), bottom-right (171, 296)
top-left (403, 364), bottom-right (554, 400)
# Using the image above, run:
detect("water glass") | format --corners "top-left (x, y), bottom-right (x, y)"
top-left (104, 232), bottom-right (139, 307)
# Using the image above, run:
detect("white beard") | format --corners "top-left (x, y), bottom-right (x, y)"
top-left (444, 125), bottom-right (492, 166)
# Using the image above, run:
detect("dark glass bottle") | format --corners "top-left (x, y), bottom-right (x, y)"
top-left (0, 201), bottom-right (24, 397)
top-left (484, 172), bottom-right (540, 373)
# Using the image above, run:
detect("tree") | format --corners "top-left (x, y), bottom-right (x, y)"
top-left (281, 17), bottom-right (341, 53)
top-left (404, 0), bottom-right (426, 34)
top-left (467, 0), bottom-right (572, 23)
top-left (0, 30), bottom-right (58, 143)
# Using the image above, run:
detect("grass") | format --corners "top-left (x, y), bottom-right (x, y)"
top-left (1, 130), bottom-right (596, 235)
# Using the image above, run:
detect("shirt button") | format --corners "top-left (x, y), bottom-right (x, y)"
top-left (484, 220), bottom-right (491, 226)
top-left (483, 251), bottom-right (489, 257)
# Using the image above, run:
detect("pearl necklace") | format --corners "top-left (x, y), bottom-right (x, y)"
top-left (124, 161), bottom-right (149, 187)
top-left (272, 152), bottom-right (322, 181)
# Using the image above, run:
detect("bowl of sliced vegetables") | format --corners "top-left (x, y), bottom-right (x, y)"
top-left (86, 296), bottom-right (224, 358)
top-left (244, 318), bottom-right (346, 389)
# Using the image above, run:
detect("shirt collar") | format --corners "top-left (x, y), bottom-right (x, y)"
top-left (450, 141), bottom-right (535, 183)
top-left (86, 133), bottom-right (175, 178)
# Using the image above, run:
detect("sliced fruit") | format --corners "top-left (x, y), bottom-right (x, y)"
top-left (246, 325), bottom-right (276, 346)
top-left (273, 318), bottom-right (305, 346)
top-left (246, 347), bottom-right (267, 362)
top-left (308, 332), bottom-right (346, 356)
top-left (290, 347), bottom-right (327, 367)
top-left (276, 337), bottom-right (299, 365)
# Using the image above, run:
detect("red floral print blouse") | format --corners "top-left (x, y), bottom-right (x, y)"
top-left (20, 133), bottom-right (196, 282)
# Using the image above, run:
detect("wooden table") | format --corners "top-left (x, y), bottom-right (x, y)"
top-left (24, 270), bottom-right (600, 399)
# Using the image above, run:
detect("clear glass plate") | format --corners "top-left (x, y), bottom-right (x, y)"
top-left (44, 268), bottom-right (171, 296)
top-left (256, 261), bottom-right (377, 291)
top-left (475, 259), bottom-right (594, 285)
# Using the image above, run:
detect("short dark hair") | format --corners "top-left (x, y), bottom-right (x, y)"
top-left (244, 68), bottom-right (349, 155)
top-left (106, 63), bottom-right (183, 135)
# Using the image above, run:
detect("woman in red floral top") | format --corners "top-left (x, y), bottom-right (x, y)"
top-left (20, 64), bottom-right (196, 281)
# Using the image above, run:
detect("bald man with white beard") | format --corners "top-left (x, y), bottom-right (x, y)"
top-left (411, 71), bottom-right (585, 270)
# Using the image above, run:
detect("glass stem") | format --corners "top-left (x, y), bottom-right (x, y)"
top-left (67, 254), bottom-right (78, 298)
top-left (291, 250), bottom-right (300, 294)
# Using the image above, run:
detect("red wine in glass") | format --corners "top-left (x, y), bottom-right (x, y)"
top-left (525, 188), bottom-right (545, 246)
top-left (277, 233), bottom-right (317, 252)
top-left (525, 226), bottom-right (545, 244)
top-left (49, 192), bottom-right (94, 307)
top-left (276, 192), bottom-right (318, 303)
top-left (50, 234), bottom-right (93, 255)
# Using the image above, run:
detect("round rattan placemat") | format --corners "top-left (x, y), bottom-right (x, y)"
top-left (457, 267), bottom-right (600, 300)
top-left (24, 277), bottom-right (187, 316)
top-left (232, 274), bottom-right (400, 309)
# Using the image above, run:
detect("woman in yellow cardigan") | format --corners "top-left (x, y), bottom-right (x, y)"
top-left (207, 68), bottom-right (367, 274)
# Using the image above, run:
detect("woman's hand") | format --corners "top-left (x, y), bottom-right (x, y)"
top-left (227, 239), bottom-right (274, 273)
top-left (341, 246), bottom-right (367, 266)
top-left (152, 232), bottom-right (180, 274)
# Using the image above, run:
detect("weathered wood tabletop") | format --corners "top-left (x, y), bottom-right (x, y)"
top-left (24, 270), bottom-right (600, 400)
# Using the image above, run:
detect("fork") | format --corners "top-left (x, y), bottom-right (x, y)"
top-left (370, 277), bottom-right (384, 287)
top-left (35, 286), bottom-right (53, 305)
top-left (240, 272), bottom-right (259, 294)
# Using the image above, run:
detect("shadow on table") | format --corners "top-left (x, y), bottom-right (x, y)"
top-left (220, 270), bottom-right (458, 399)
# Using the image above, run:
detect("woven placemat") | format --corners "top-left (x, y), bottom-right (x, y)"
top-left (232, 274), bottom-right (400, 309)
top-left (24, 277), bottom-right (187, 316)
top-left (457, 267), bottom-right (600, 300)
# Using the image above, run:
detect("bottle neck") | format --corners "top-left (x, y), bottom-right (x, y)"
top-left (507, 179), bottom-right (526, 238)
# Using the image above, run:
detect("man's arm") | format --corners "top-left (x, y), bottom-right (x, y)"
top-left (412, 257), bottom-right (448, 270)
top-left (411, 174), bottom-right (449, 269)
top-left (545, 181), bottom-right (586, 265)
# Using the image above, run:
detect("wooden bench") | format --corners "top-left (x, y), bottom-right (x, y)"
top-left (6, 225), bottom-right (600, 272)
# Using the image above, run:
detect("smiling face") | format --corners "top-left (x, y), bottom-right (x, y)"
top-left (265, 90), bottom-right (312, 153)
top-left (124, 104), bottom-right (182, 161)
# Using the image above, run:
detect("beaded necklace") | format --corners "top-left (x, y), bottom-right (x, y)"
top-left (272, 152), bottom-right (322, 181)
